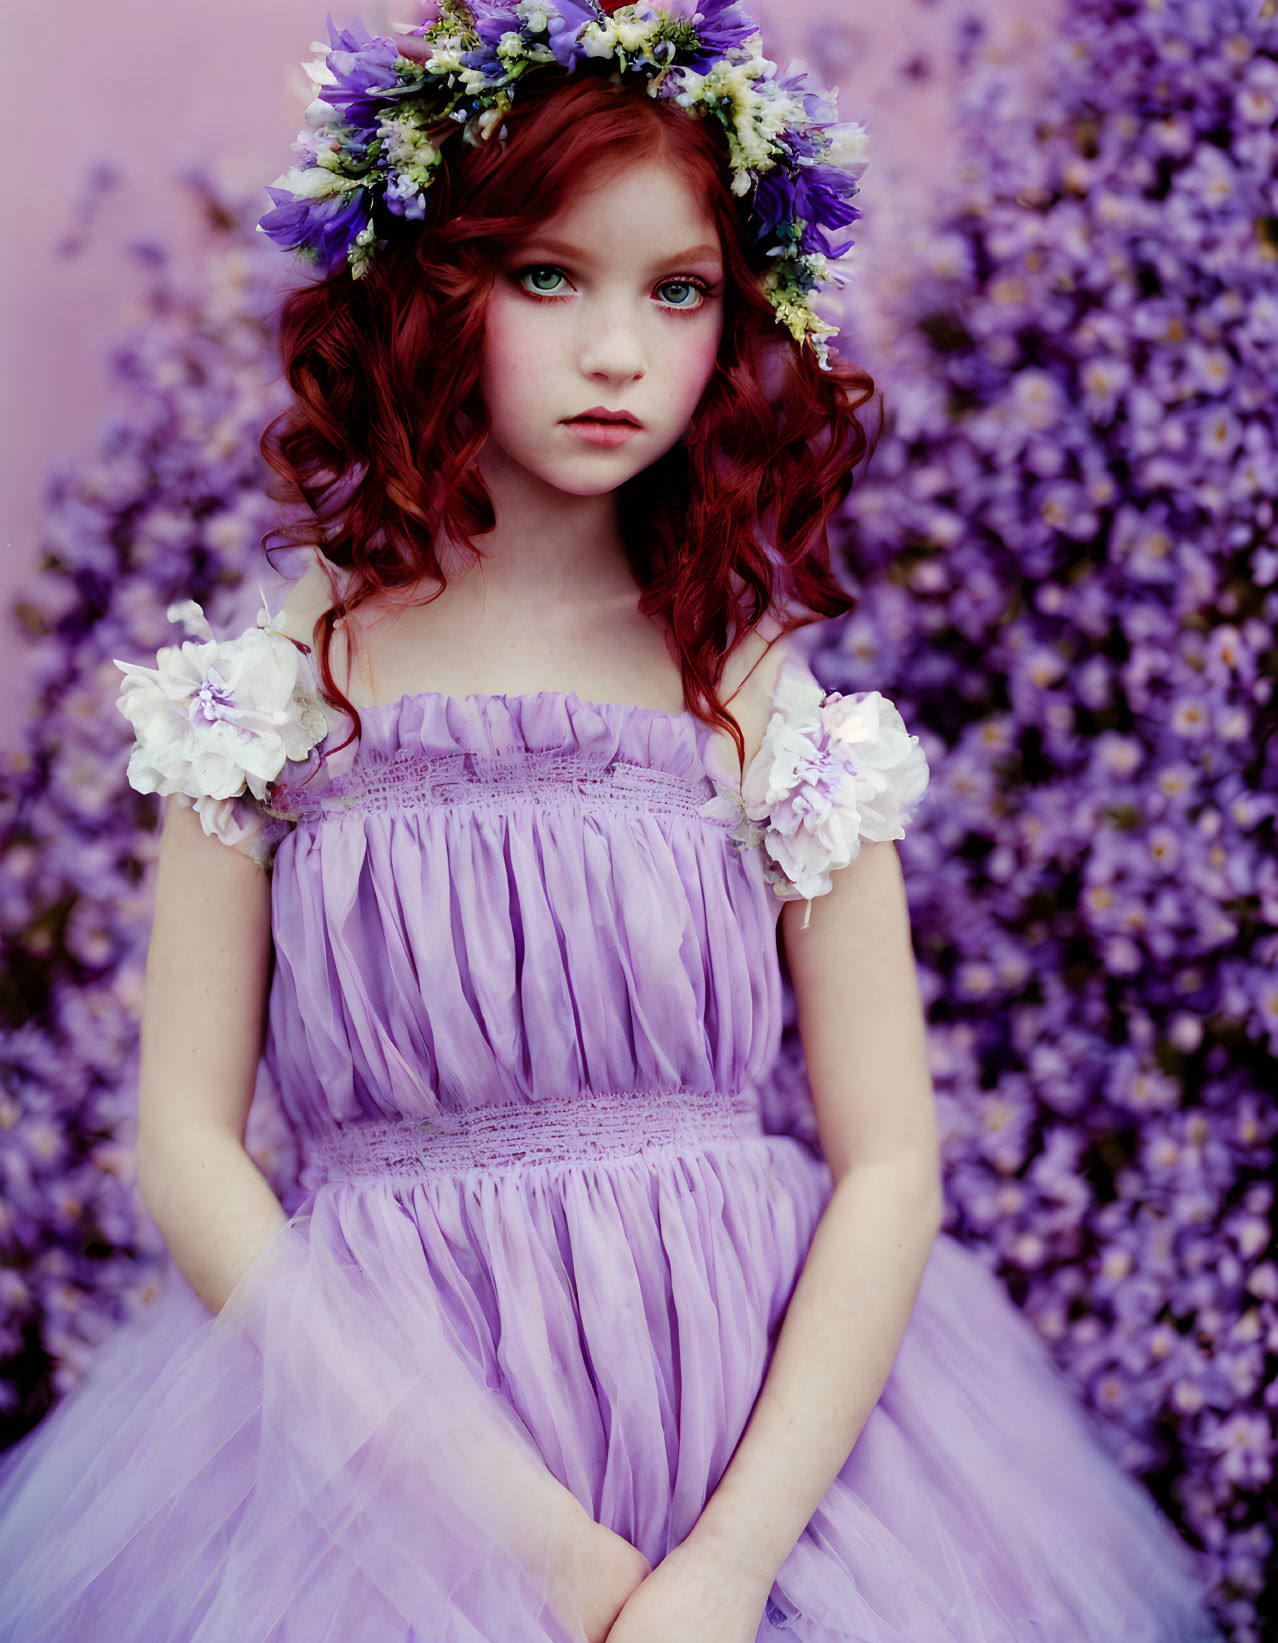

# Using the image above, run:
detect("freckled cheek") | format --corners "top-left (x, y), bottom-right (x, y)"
top-left (663, 325), bottom-right (722, 416)
top-left (481, 303), bottom-right (560, 422)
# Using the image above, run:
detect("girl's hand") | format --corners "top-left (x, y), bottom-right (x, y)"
top-left (550, 1517), bottom-right (653, 1643)
top-left (603, 1535), bottom-right (772, 1643)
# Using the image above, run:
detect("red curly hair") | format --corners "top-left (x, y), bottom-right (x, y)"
top-left (259, 63), bottom-right (878, 779)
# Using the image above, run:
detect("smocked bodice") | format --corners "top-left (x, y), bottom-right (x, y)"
top-left (113, 597), bottom-right (931, 1173)
top-left (260, 690), bottom-right (786, 1147)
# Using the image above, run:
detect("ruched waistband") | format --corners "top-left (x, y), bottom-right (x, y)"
top-left (297, 1089), bottom-right (765, 1186)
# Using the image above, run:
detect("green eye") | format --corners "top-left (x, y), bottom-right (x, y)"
top-left (513, 264), bottom-right (713, 311)
top-left (519, 265), bottom-right (568, 295)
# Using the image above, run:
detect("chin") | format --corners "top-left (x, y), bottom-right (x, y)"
top-left (546, 468), bottom-right (643, 497)
top-left (536, 451), bottom-right (657, 494)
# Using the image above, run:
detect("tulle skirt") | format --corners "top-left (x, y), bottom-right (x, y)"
top-left (0, 1136), bottom-right (1226, 1642)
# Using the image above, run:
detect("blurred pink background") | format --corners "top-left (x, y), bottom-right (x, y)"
top-left (0, 0), bottom-right (1057, 749)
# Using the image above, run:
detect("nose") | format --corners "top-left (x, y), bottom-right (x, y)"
top-left (578, 298), bottom-right (648, 385)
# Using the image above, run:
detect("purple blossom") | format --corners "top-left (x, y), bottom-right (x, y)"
top-left (309, 15), bottom-right (407, 133)
top-left (754, 159), bottom-right (863, 259)
top-left (258, 186), bottom-right (370, 270)
top-left (1199, 1411), bottom-right (1274, 1489)
top-left (661, 0), bottom-right (760, 71)
top-left (809, 0), bottom-right (1278, 1629)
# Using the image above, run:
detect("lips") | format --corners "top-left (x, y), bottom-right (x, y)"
top-left (561, 415), bottom-right (642, 448)
top-left (565, 407), bottom-right (642, 427)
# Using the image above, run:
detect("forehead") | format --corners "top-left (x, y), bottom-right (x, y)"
top-left (520, 160), bottom-right (722, 260)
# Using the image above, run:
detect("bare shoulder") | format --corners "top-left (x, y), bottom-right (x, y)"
top-left (270, 550), bottom-right (368, 694)
top-left (273, 549), bottom-right (340, 646)
top-left (714, 618), bottom-right (810, 774)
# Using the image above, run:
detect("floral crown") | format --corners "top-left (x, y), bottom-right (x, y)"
top-left (257, 0), bottom-right (868, 370)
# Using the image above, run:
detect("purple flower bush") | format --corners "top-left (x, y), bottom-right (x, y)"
top-left (0, 2), bottom-right (1273, 1634)
top-left (777, 1), bottom-right (1275, 1635)
top-left (0, 172), bottom-right (306, 1444)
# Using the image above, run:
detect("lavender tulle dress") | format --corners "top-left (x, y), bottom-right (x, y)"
top-left (0, 605), bottom-right (1225, 1643)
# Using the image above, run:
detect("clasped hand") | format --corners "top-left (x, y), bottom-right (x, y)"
top-left (602, 1533), bottom-right (773, 1643)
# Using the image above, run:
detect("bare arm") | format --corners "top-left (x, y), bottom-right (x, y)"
top-left (134, 560), bottom-right (342, 1313)
top-left (130, 567), bottom-right (649, 1641)
top-left (683, 837), bottom-right (945, 1584)
top-left (134, 791), bottom-right (287, 1315)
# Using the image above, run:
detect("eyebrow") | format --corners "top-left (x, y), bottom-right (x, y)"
top-left (515, 235), bottom-right (723, 268)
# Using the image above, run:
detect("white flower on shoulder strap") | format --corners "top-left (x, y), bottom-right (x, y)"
top-left (819, 689), bottom-right (931, 842)
top-left (113, 588), bottom-right (329, 821)
top-left (696, 790), bottom-right (770, 852)
top-left (699, 655), bottom-right (929, 928)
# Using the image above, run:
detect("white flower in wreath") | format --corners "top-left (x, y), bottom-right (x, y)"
top-left (113, 590), bottom-right (330, 825)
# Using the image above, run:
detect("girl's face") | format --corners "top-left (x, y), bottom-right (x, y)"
top-left (478, 156), bottom-right (725, 497)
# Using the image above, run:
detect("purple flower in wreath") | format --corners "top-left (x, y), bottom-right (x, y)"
top-left (259, 186), bottom-right (371, 269)
top-left (658, 0), bottom-right (761, 69)
top-left (256, 0), bottom-right (868, 365)
top-left (755, 159), bottom-right (863, 259)
top-left (315, 15), bottom-right (411, 131)
top-left (536, 0), bottom-right (599, 70)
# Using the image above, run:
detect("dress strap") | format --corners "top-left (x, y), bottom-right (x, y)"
top-left (698, 647), bottom-right (931, 926)
top-left (112, 591), bottom-right (330, 867)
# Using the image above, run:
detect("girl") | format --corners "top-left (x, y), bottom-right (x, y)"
top-left (0, 4), bottom-right (1227, 1640)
